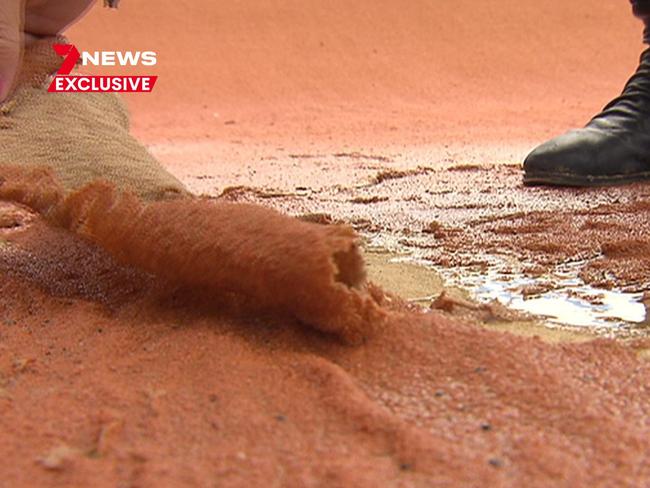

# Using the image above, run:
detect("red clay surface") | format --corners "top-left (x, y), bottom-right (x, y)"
top-left (1, 1), bottom-right (650, 486)
top-left (2, 205), bottom-right (650, 487)
top-left (70, 0), bottom-right (650, 293)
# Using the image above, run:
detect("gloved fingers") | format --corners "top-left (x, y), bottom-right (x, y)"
top-left (24, 0), bottom-right (95, 36)
top-left (0, 0), bottom-right (23, 101)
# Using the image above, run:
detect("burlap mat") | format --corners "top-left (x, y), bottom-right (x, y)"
top-left (0, 37), bottom-right (188, 201)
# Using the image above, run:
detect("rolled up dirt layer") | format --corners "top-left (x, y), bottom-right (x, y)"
top-left (0, 166), bottom-right (383, 343)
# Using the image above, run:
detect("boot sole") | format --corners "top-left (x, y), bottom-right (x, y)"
top-left (523, 170), bottom-right (650, 187)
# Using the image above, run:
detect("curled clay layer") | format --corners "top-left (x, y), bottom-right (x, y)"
top-left (0, 166), bottom-right (384, 343)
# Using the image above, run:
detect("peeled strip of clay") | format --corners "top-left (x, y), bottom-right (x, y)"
top-left (0, 167), bottom-right (384, 343)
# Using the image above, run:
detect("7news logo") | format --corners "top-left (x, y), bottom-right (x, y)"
top-left (48, 44), bottom-right (158, 93)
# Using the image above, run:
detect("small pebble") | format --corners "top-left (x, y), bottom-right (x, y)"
top-left (488, 458), bottom-right (503, 468)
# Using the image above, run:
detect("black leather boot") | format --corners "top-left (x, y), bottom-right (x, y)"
top-left (523, 48), bottom-right (650, 186)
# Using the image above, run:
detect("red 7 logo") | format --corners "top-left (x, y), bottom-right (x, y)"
top-left (52, 44), bottom-right (81, 75)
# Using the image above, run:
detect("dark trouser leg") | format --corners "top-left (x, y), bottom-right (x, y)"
top-left (632, 0), bottom-right (650, 42)
top-left (632, 0), bottom-right (650, 16)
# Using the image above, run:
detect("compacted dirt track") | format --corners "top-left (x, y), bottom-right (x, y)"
top-left (1, 1), bottom-right (650, 486)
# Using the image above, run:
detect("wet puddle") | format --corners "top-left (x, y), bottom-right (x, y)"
top-left (369, 234), bottom-right (648, 336)
top-left (435, 258), bottom-right (647, 331)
